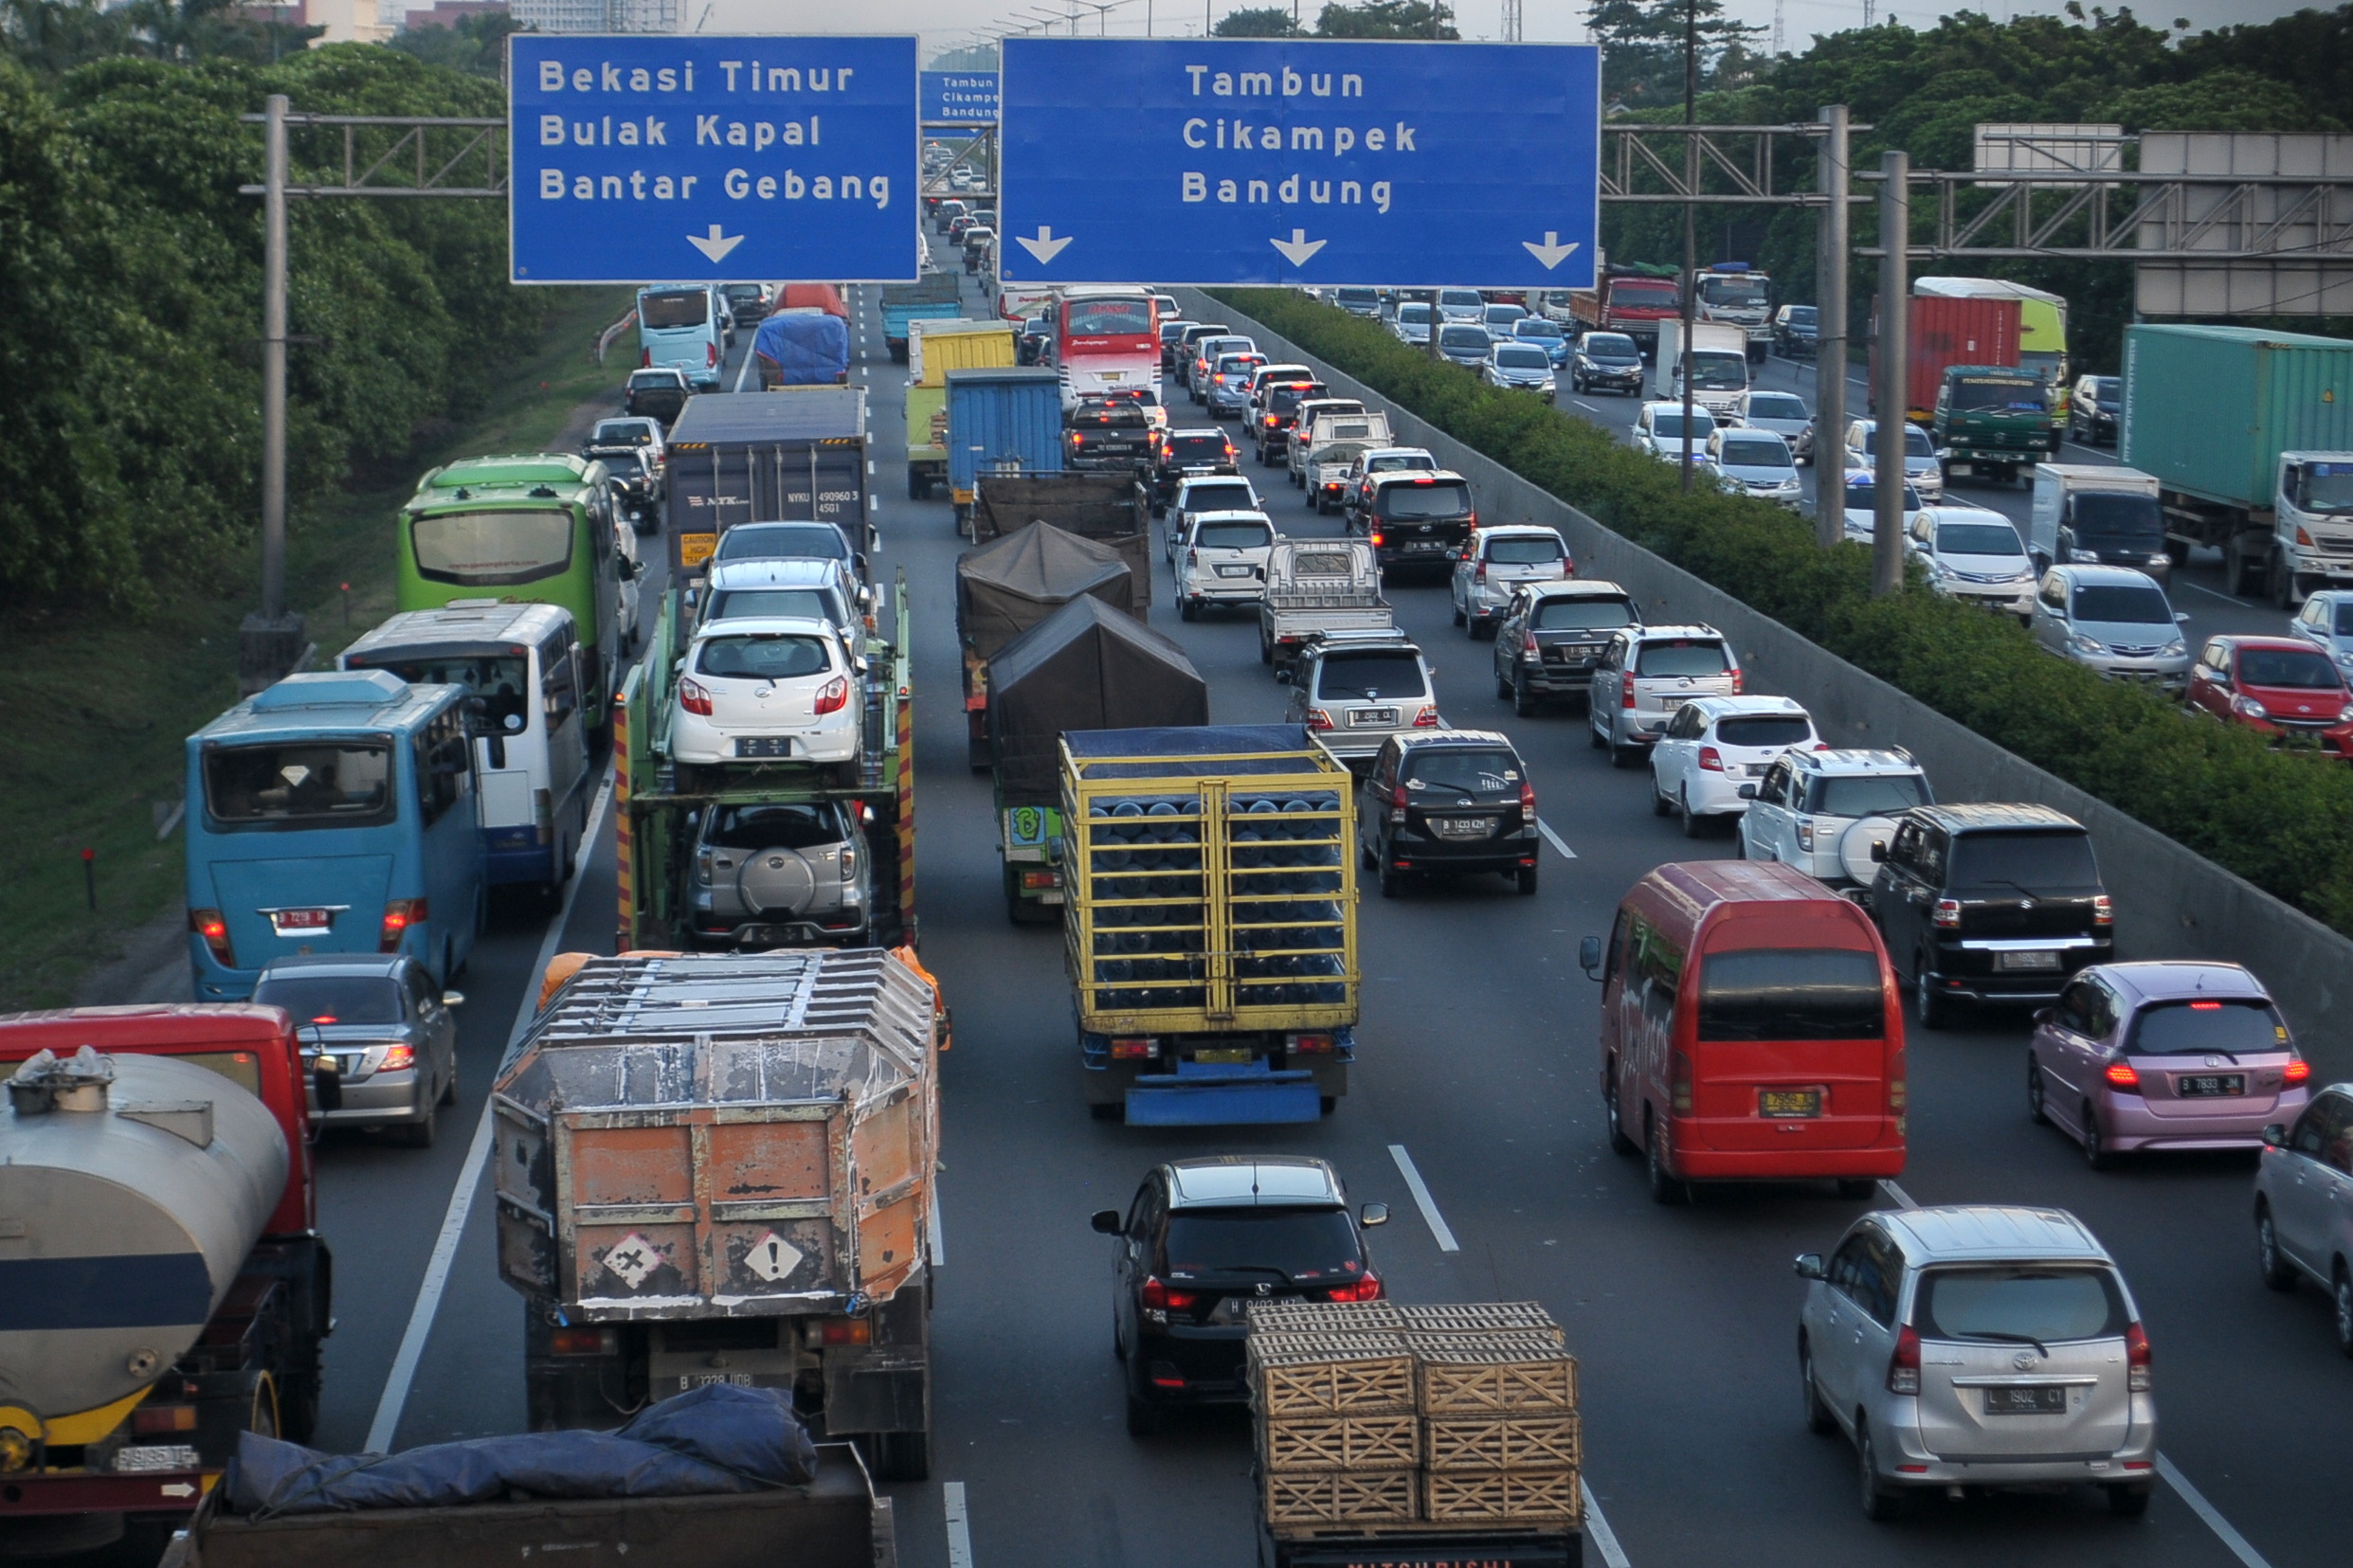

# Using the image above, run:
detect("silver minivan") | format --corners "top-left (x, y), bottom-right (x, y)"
top-left (2030, 566), bottom-right (2192, 691)
top-left (1796, 1205), bottom-right (2157, 1520)
top-left (1586, 623), bottom-right (1739, 766)
top-left (1283, 632), bottom-right (1439, 766)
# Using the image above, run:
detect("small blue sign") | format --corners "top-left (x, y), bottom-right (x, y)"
top-left (999, 39), bottom-right (1599, 289)
top-left (509, 34), bottom-right (919, 285)
top-left (922, 70), bottom-right (999, 125)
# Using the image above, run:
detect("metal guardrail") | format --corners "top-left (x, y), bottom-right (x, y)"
top-left (595, 309), bottom-right (639, 366)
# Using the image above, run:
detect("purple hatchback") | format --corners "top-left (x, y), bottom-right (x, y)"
top-left (2028, 962), bottom-right (2311, 1169)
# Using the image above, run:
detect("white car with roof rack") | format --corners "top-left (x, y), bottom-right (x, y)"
top-left (1282, 630), bottom-right (1439, 766)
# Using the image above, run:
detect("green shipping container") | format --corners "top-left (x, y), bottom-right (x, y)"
top-left (2123, 323), bottom-right (2353, 511)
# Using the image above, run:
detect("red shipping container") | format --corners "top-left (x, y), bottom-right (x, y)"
top-left (1872, 295), bottom-right (2022, 424)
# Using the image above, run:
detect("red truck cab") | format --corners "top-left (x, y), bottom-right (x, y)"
top-left (1583, 860), bottom-right (1907, 1203)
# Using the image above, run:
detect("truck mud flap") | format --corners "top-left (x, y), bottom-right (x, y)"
top-left (1127, 1069), bottom-right (1319, 1126)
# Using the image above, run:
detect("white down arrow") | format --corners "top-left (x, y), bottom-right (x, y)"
top-left (687, 225), bottom-right (745, 263)
top-left (1016, 226), bottom-right (1073, 263)
top-left (1271, 229), bottom-right (1328, 266)
top-left (1523, 232), bottom-right (1580, 269)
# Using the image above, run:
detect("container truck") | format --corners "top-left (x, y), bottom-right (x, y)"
top-left (986, 597), bottom-right (1206, 924)
top-left (945, 366), bottom-right (1064, 528)
top-left (0, 1012), bottom-right (333, 1558)
top-left (904, 320), bottom-right (1017, 501)
top-left (1915, 276), bottom-right (2072, 424)
top-left (496, 949), bottom-right (941, 1483)
top-left (2122, 323), bottom-right (2353, 605)
top-left (2029, 464), bottom-right (2168, 583)
top-left (1693, 261), bottom-right (1774, 364)
top-left (956, 522), bottom-right (1139, 770)
top-left (878, 271), bottom-right (961, 361)
top-left (1060, 725), bottom-right (1359, 1126)
top-left (1873, 294), bottom-right (2022, 426)
top-left (663, 388), bottom-right (870, 577)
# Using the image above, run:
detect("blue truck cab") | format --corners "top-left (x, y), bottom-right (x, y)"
top-left (186, 669), bottom-right (483, 999)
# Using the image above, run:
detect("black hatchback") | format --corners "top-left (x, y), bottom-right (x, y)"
top-left (1093, 1156), bottom-right (1386, 1434)
top-left (1358, 730), bottom-right (1540, 897)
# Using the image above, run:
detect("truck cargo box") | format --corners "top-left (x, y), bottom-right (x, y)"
top-left (957, 522), bottom-right (1138, 659)
top-left (879, 271), bottom-right (960, 360)
top-left (990, 596), bottom-right (1207, 807)
top-left (911, 317), bottom-right (1017, 386)
top-left (1873, 295), bottom-right (2020, 424)
top-left (2123, 324), bottom-right (2353, 512)
top-left (970, 470), bottom-right (1153, 602)
top-left (946, 367), bottom-right (1063, 511)
top-left (663, 389), bottom-right (868, 575)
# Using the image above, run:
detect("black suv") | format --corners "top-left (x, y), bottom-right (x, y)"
top-left (1092, 1157), bottom-right (1386, 1434)
top-left (1358, 730), bottom-right (1540, 897)
top-left (1152, 427), bottom-right (1240, 507)
top-left (1252, 379), bottom-right (1329, 464)
top-left (1363, 470), bottom-right (1477, 578)
top-left (1870, 802), bottom-right (2113, 1029)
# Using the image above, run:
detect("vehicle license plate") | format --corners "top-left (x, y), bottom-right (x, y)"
top-left (735, 737), bottom-right (794, 759)
top-left (272, 909), bottom-right (332, 933)
top-left (1216, 564), bottom-right (1255, 578)
top-left (1349, 708), bottom-right (1398, 726)
top-left (1996, 949), bottom-right (2062, 972)
top-left (1747, 763), bottom-right (1772, 776)
top-left (1194, 1048), bottom-right (1253, 1065)
top-left (1982, 1385), bottom-right (2069, 1415)
top-left (1658, 695), bottom-right (1689, 710)
top-left (1947, 462), bottom-right (1974, 477)
top-left (1759, 1088), bottom-right (1821, 1118)
top-left (1408, 540), bottom-right (1443, 552)
top-left (2178, 1073), bottom-right (2246, 1097)
top-left (679, 1373), bottom-right (753, 1390)
top-left (1431, 817), bottom-right (1497, 839)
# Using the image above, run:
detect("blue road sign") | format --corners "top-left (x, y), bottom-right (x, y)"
top-left (510, 35), bottom-right (918, 284)
top-left (922, 70), bottom-right (999, 125)
top-left (999, 39), bottom-right (1599, 290)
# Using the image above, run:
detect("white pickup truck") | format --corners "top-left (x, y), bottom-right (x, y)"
top-left (1293, 409), bottom-right (1397, 514)
top-left (1258, 536), bottom-right (1394, 675)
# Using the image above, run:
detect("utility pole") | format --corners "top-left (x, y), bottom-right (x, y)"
top-left (240, 92), bottom-right (303, 695)
top-left (1813, 104), bottom-right (1849, 550)
top-left (1873, 149), bottom-right (1909, 598)
top-left (1677, 0), bottom-right (1698, 491)
top-left (1501, 0), bottom-right (1521, 43)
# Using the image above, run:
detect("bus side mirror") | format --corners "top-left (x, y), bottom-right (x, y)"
top-left (1578, 935), bottom-right (1602, 980)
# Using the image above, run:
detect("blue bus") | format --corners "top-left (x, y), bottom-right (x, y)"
top-left (339, 602), bottom-right (593, 894)
top-left (639, 283), bottom-right (729, 391)
top-left (186, 670), bottom-right (483, 1000)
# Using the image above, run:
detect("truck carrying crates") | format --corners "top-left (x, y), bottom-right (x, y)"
top-left (1247, 1300), bottom-right (1583, 1568)
top-left (495, 950), bottom-right (941, 1483)
top-left (663, 389), bottom-right (869, 577)
top-left (1060, 726), bottom-right (1358, 1126)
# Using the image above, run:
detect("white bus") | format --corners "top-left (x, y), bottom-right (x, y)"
top-left (340, 601), bottom-right (593, 896)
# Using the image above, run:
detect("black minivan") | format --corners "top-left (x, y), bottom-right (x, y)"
top-left (1870, 802), bottom-right (2113, 1029)
top-left (1363, 470), bottom-right (1477, 578)
top-left (1358, 730), bottom-right (1541, 897)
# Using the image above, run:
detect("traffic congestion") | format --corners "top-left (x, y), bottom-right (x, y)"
top-left (8, 75), bottom-right (2353, 1568)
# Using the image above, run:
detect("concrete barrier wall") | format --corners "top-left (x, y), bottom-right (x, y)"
top-left (1184, 288), bottom-right (2353, 1071)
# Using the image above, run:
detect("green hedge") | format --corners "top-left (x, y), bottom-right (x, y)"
top-left (1212, 288), bottom-right (2353, 937)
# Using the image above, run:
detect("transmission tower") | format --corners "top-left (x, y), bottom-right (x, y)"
top-left (1501, 0), bottom-right (1521, 41)
top-left (1771, 0), bottom-right (1783, 53)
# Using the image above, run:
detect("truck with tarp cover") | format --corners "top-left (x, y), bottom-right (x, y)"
top-left (969, 470), bottom-right (1153, 596)
top-left (1060, 726), bottom-right (1359, 1126)
top-left (494, 949), bottom-right (940, 1484)
top-left (955, 522), bottom-right (1137, 770)
top-left (986, 596), bottom-right (1206, 925)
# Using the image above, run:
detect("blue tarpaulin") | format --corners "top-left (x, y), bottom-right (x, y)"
top-left (226, 1384), bottom-right (819, 1517)
top-left (755, 311), bottom-right (851, 387)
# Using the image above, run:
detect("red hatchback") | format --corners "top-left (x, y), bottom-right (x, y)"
top-left (2186, 635), bottom-right (2353, 755)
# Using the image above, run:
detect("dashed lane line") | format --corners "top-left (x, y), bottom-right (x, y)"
top-left (1537, 818), bottom-right (1578, 860)
top-left (1386, 1144), bottom-right (1460, 1253)
top-left (944, 1480), bottom-right (976, 1568)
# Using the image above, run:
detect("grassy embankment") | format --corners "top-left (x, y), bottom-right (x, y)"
top-left (0, 287), bottom-right (632, 1010)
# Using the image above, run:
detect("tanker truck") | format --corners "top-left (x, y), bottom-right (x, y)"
top-left (0, 1010), bottom-right (332, 1559)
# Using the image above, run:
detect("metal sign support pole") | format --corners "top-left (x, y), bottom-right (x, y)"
top-left (1873, 149), bottom-right (1909, 598)
top-left (1814, 104), bottom-right (1849, 550)
top-left (239, 94), bottom-right (304, 694)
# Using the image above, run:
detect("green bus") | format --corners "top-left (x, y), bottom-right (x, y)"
top-left (396, 453), bottom-right (638, 744)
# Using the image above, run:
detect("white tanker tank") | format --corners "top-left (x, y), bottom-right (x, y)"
top-left (0, 1047), bottom-right (286, 1433)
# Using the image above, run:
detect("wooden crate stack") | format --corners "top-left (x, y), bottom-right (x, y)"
top-left (1249, 1302), bottom-right (1581, 1534)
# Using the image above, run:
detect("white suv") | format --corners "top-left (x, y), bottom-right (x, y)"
top-left (1737, 748), bottom-right (1931, 887)
top-left (1648, 696), bottom-right (1819, 837)
top-left (1173, 510), bottom-right (1276, 620)
top-left (1587, 624), bottom-right (1740, 766)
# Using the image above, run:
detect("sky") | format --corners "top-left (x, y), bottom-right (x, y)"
top-left (697, 0), bottom-right (2322, 53)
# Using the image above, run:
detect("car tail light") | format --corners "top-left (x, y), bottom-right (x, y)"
top-left (1888, 1051), bottom-right (1907, 1115)
top-left (1070, 432), bottom-right (1084, 447)
top-left (1670, 1051), bottom-right (1692, 1115)
top-left (132, 1404), bottom-right (199, 1434)
top-left (641, 349), bottom-right (651, 368)
top-left (190, 909), bottom-right (235, 969)
top-left (2126, 1321), bottom-right (2151, 1391)
top-left (1368, 531), bottom-right (1385, 548)
top-left (1141, 1277), bottom-right (1199, 1312)
top-left (379, 899), bottom-right (426, 952)
top-left (1621, 682), bottom-right (1637, 710)
top-left (1932, 898), bottom-right (1962, 928)
top-left (1412, 706), bottom-right (1440, 728)
top-left (1186, 549), bottom-right (1199, 569)
top-left (1307, 708), bottom-right (1333, 731)
top-left (1697, 746), bottom-right (1724, 772)
top-left (2286, 1055), bottom-right (2312, 1085)
top-left (1887, 1325), bottom-right (1921, 1395)
top-left (1286, 1032), bottom-right (1335, 1054)
top-left (1388, 783), bottom-right (1409, 822)
top-left (379, 1043), bottom-right (416, 1072)
top-left (679, 676), bottom-right (714, 716)
top-left (1475, 562), bottom-right (1488, 584)
top-left (1109, 1036), bottom-right (1155, 1059)
top-left (1325, 1272), bottom-right (1384, 1303)
top-left (1519, 780), bottom-right (1537, 814)
top-left (1730, 669), bottom-right (1744, 693)
top-left (813, 676), bottom-right (851, 716)
top-left (549, 1325), bottom-right (617, 1357)
top-left (811, 1318), bottom-right (872, 1346)
top-left (1796, 818), bottom-right (1816, 852)
top-left (1223, 443), bottom-right (1236, 460)
top-left (1524, 632), bottom-right (1540, 656)
top-left (2104, 1057), bottom-right (2141, 1090)
top-left (2091, 893), bottom-right (2113, 927)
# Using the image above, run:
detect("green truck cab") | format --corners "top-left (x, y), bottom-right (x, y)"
top-left (1931, 366), bottom-right (2057, 488)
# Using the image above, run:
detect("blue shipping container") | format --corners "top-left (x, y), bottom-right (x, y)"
top-left (947, 366), bottom-right (1064, 504)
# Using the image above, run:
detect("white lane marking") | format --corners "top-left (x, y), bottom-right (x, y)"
top-left (732, 339), bottom-right (756, 393)
top-left (1572, 399), bottom-right (1602, 413)
top-left (1878, 1179), bottom-right (1919, 1210)
top-left (363, 771), bottom-right (617, 1454)
top-left (2158, 1453), bottom-right (2276, 1568)
top-left (928, 1181), bottom-right (945, 1267)
top-left (2179, 580), bottom-right (2245, 607)
top-left (1387, 1144), bottom-right (1460, 1253)
top-left (867, 459), bottom-right (877, 476)
top-left (1536, 818), bottom-right (1578, 859)
top-left (1582, 1480), bottom-right (1633, 1568)
top-left (944, 1480), bottom-right (975, 1568)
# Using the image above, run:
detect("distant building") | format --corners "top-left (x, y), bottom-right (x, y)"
top-left (403, 0), bottom-right (503, 27)
top-left (514, 0), bottom-right (673, 29)
top-left (304, 0), bottom-right (392, 42)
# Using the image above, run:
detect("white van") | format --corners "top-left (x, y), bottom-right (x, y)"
top-left (339, 601), bottom-right (593, 894)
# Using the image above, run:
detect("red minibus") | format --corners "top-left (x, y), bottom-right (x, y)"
top-left (1580, 860), bottom-right (1905, 1203)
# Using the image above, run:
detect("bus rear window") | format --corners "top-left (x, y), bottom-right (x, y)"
top-left (1067, 299), bottom-right (1153, 336)
top-left (205, 742), bottom-right (394, 826)
top-left (347, 656), bottom-right (530, 729)
top-left (1697, 947), bottom-right (1885, 1041)
top-left (409, 510), bottom-right (574, 586)
top-left (640, 290), bottom-right (710, 329)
